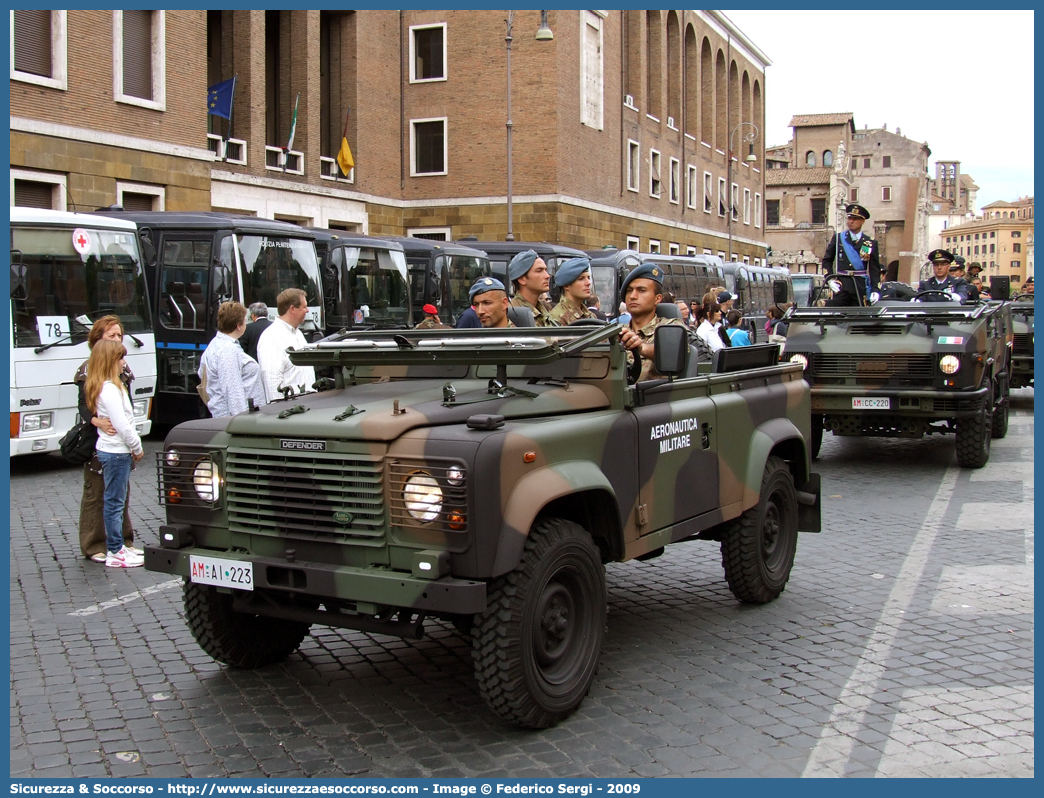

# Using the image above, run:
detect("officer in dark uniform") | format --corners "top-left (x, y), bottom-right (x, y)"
top-left (951, 257), bottom-right (979, 301)
top-left (917, 250), bottom-right (972, 303)
top-left (823, 203), bottom-right (881, 306)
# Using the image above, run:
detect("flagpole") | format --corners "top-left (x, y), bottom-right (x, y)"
top-left (225, 74), bottom-right (237, 152)
top-left (284, 92), bottom-right (300, 172)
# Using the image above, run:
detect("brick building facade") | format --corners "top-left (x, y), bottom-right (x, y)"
top-left (11, 10), bottom-right (769, 261)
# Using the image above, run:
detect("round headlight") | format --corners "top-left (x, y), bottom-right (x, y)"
top-left (445, 466), bottom-right (464, 486)
top-left (165, 449), bottom-right (180, 466)
top-left (404, 472), bottom-right (443, 522)
top-left (193, 460), bottom-right (220, 502)
top-left (939, 355), bottom-right (961, 375)
top-left (789, 353), bottom-right (809, 370)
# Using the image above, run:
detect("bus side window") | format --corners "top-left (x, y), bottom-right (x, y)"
top-left (160, 238), bottom-right (211, 330)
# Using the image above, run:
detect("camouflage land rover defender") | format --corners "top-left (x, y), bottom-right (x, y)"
top-left (145, 324), bottom-right (821, 728)
top-left (783, 291), bottom-right (1013, 468)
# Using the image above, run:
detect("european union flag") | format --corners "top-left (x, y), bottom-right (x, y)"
top-left (207, 77), bottom-right (235, 119)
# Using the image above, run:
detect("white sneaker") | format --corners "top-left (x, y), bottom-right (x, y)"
top-left (125, 544), bottom-right (144, 556)
top-left (105, 546), bottom-right (144, 568)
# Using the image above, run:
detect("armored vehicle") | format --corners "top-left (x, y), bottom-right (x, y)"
top-left (1009, 295), bottom-right (1034, 389)
top-left (783, 284), bottom-right (1013, 468)
top-left (146, 323), bottom-right (821, 728)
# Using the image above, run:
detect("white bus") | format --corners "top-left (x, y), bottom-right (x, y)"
top-left (10, 208), bottom-right (156, 456)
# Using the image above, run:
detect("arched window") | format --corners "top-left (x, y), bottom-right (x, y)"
top-left (823, 150), bottom-right (833, 167)
top-left (806, 151), bottom-right (816, 167)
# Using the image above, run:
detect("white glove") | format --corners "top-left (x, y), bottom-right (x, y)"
top-left (828, 279), bottom-right (842, 293)
top-left (869, 292), bottom-right (880, 304)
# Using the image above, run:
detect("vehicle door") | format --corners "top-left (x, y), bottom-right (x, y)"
top-left (630, 374), bottom-right (718, 537)
top-left (155, 232), bottom-right (216, 395)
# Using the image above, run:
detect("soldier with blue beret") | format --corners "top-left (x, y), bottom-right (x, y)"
top-left (549, 257), bottom-right (596, 326)
top-left (469, 277), bottom-right (514, 328)
top-left (508, 250), bottom-right (557, 327)
top-left (618, 263), bottom-right (685, 382)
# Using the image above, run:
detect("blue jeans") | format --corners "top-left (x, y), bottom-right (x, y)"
top-left (96, 451), bottom-right (133, 555)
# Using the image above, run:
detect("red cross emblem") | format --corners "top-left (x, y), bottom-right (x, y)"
top-left (72, 228), bottom-right (91, 255)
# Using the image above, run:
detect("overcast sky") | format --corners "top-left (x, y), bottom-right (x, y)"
top-left (724, 9), bottom-right (1034, 210)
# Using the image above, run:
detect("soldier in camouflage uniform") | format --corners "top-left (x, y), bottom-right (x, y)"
top-left (548, 258), bottom-right (596, 326)
top-left (508, 250), bottom-right (558, 327)
top-left (618, 262), bottom-right (685, 382)
top-left (414, 303), bottom-right (451, 329)
top-left (469, 278), bottom-right (515, 328)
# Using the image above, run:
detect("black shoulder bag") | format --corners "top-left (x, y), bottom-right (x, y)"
top-left (59, 419), bottom-right (99, 465)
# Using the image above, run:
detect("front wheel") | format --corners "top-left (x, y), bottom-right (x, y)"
top-left (721, 456), bottom-right (799, 604)
top-left (473, 517), bottom-right (606, 729)
top-left (956, 381), bottom-right (993, 468)
top-left (184, 582), bottom-right (310, 668)
top-left (810, 415), bottom-right (824, 460)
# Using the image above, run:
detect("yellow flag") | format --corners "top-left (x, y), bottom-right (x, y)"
top-left (336, 137), bottom-right (355, 175)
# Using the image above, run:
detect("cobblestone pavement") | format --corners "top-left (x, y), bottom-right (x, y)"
top-left (10, 391), bottom-right (1034, 778)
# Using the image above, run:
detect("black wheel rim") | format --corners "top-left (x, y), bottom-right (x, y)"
top-left (761, 497), bottom-right (782, 568)
top-left (530, 567), bottom-right (585, 686)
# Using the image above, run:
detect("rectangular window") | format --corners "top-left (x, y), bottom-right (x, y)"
top-left (11, 169), bottom-right (67, 210)
top-left (411, 118), bottom-right (447, 176)
top-left (626, 235), bottom-right (639, 251)
top-left (113, 10), bottom-right (165, 110)
top-left (882, 155), bottom-right (892, 168)
top-left (11, 10), bottom-right (67, 90)
top-left (1013, 243), bottom-right (1022, 253)
top-left (686, 245), bottom-right (696, 256)
top-left (650, 149), bottom-right (662, 197)
top-left (810, 198), bottom-right (827, 225)
top-left (718, 177), bottom-right (727, 217)
top-left (627, 140), bottom-right (640, 192)
top-left (410, 24), bottom-right (446, 82)
top-left (669, 157), bottom-right (680, 204)
top-left (991, 232), bottom-right (996, 237)
top-left (703, 171), bottom-right (713, 214)
top-left (730, 183), bottom-right (739, 221)
top-left (1011, 260), bottom-right (1021, 269)
top-left (849, 188), bottom-right (858, 202)
top-left (990, 244), bottom-right (995, 253)
top-left (766, 199), bottom-right (780, 226)
top-left (406, 227), bottom-right (451, 241)
top-left (882, 186), bottom-right (892, 201)
top-left (580, 11), bottom-right (603, 130)
top-left (742, 188), bottom-right (751, 224)
top-left (668, 242), bottom-right (680, 255)
top-left (754, 193), bottom-right (762, 228)
top-left (686, 165), bottom-right (698, 209)
top-left (1012, 230), bottom-right (1021, 237)
top-left (648, 239), bottom-right (661, 255)
top-left (863, 157), bottom-right (871, 169)
top-left (116, 181), bottom-right (165, 211)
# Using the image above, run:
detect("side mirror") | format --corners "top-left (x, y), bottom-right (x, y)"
top-left (772, 279), bottom-right (789, 305)
top-left (138, 230), bottom-right (157, 267)
top-left (10, 250), bottom-right (27, 300)
top-left (213, 262), bottom-right (233, 302)
top-left (653, 323), bottom-right (689, 378)
top-left (991, 276), bottom-right (1010, 301)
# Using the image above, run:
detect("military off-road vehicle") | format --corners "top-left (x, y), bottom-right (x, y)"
top-left (145, 323), bottom-right (821, 728)
top-left (1009, 295), bottom-right (1034, 389)
top-left (783, 283), bottom-right (1013, 468)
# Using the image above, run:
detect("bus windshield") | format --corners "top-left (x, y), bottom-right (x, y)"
top-left (237, 235), bottom-right (322, 325)
top-left (11, 225), bottom-right (151, 348)
top-left (329, 247), bottom-right (410, 328)
top-left (443, 254), bottom-right (492, 314)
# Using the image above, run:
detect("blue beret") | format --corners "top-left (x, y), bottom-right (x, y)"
top-left (508, 249), bottom-right (539, 281)
top-left (553, 257), bottom-right (591, 288)
top-left (469, 277), bottom-right (507, 302)
top-left (620, 262), bottom-right (664, 298)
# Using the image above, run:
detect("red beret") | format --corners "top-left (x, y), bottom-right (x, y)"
top-left (422, 304), bottom-right (438, 315)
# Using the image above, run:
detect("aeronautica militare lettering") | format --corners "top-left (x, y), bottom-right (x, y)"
top-left (649, 417), bottom-right (698, 453)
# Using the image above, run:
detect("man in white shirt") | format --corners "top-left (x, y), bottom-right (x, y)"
top-left (256, 288), bottom-right (317, 403)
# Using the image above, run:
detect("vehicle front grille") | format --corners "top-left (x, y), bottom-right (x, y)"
top-left (226, 447), bottom-right (385, 545)
top-left (847, 325), bottom-right (906, 336)
top-left (812, 354), bottom-right (936, 380)
top-left (1013, 333), bottom-right (1033, 355)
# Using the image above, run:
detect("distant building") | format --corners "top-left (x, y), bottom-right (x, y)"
top-left (764, 114), bottom-right (932, 284)
top-left (939, 197), bottom-right (1034, 286)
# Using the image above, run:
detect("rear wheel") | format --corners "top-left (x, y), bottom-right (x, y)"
top-left (721, 456), bottom-right (799, 604)
top-left (473, 517), bottom-right (606, 729)
top-left (184, 582), bottom-right (310, 668)
top-left (955, 380), bottom-right (993, 468)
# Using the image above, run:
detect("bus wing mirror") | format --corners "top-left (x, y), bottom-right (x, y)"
top-left (139, 230), bottom-right (157, 267)
top-left (772, 279), bottom-right (789, 305)
top-left (10, 251), bottom-right (27, 300)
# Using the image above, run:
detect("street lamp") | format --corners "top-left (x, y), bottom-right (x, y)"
top-left (505, 10), bottom-right (553, 242)
top-left (727, 121), bottom-right (758, 262)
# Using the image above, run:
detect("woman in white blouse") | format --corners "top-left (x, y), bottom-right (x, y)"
top-left (84, 340), bottom-right (144, 568)
top-left (199, 302), bottom-right (267, 417)
top-left (697, 302), bottom-right (726, 354)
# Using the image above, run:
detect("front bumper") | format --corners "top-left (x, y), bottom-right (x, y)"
top-left (811, 384), bottom-right (989, 417)
top-left (143, 544), bottom-right (488, 615)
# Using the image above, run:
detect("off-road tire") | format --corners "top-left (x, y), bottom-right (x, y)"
top-left (473, 517), bottom-right (606, 729)
top-left (810, 415), bottom-right (824, 460)
top-left (184, 582), bottom-right (310, 668)
top-left (956, 381), bottom-right (993, 468)
top-left (720, 456), bottom-right (799, 604)
top-left (991, 375), bottom-right (1009, 439)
